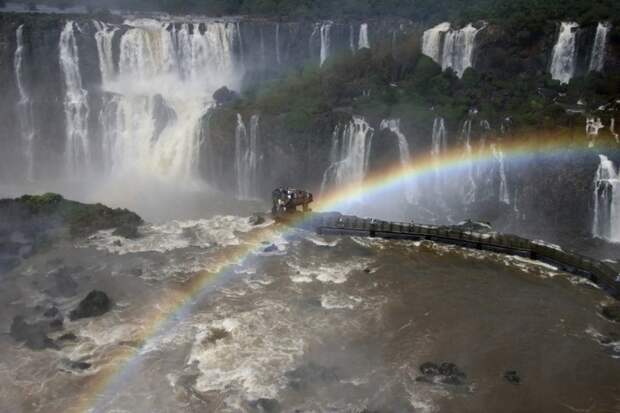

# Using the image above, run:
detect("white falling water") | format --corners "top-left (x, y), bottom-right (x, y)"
top-left (589, 22), bottom-right (611, 72)
top-left (59, 21), bottom-right (90, 177)
top-left (593, 155), bottom-right (620, 242)
top-left (349, 24), bottom-right (355, 53)
top-left (14, 24), bottom-right (35, 181)
top-left (319, 22), bottom-right (333, 66)
top-left (441, 24), bottom-right (481, 78)
top-left (491, 143), bottom-right (510, 205)
top-left (358, 23), bottom-right (370, 49)
top-left (275, 23), bottom-right (281, 65)
top-left (550, 22), bottom-right (579, 84)
top-left (93, 20), bottom-right (118, 83)
top-left (235, 114), bottom-right (260, 200)
top-left (611, 118), bottom-right (619, 143)
top-left (460, 119), bottom-right (477, 204)
top-left (422, 22), bottom-right (450, 64)
top-left (320, 117), bottom-right (374, 196)
top-left (431, 117), bottom-right (448, 189)
top-left (95, 19), bottom-right (241, 185)
top-left (586, 117), bottom-right (604, 147)
top-left (380, 119), bottom-right (415, 203)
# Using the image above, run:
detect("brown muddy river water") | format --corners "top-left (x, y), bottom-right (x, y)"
top-left (1, 216), bottom-right (619, 413)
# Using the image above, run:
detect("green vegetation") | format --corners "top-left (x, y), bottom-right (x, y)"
top-left (12, 193), bottom-right (143, 238)
top-left (12, 0), bottom-right (620, 26)
top-left (232, 36), bottom-right (620, 138)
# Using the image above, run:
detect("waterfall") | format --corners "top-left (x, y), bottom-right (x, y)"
top-left (275, 23), bottom-right (281, 65)
top-left (349, 24), bottom-right (355, 53)
top-left (589, 22), bottom-right (611, 72)
top-left (320, 117), bottom-right (374, 196)
top-left (319, 22), bottom-right (333, 66)
top-left (96, 19), bottom-right (240, 185)
top-left (491, 143), bottom-right (510, 205)
top-left (380, 119), bottom-right (415, 203)
top-left (235, 114), bottom-right (260, 200)
top-left (441, 24), bottom-right (481, 78)
top-left (14, 24), bottom-right (35, 181)
top-left (593, 155), bottom-right (620, 242)
top-left (59, 21), bottom-right (90, 177)
top-left (93, 20), bottom-right (117, 83)
top-left (358, 23), bottom-right (369, 49)
top-left (550, 22), bottom-right (579, 84)
top-left (460, 119), bottom-right (477, 204)
top-left (586, 117), bottom-right (604, 147)
top-left (431, 117), bottom-right (448, 190)
top-left (611, 118), bottom-right (619, 143)
top-left (422, 22), bottom-right (450, 64)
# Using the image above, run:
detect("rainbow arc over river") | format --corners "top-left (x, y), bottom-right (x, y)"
top-left (74, 135), bottom-right (613, 412)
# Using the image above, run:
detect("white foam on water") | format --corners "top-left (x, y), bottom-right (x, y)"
top-left (320, 292), bottom-right (362, 310)
top-left (585, 326), bottom-right (620, 358)
top-left (83, 215), bottom-right (259, 254)
top-left (188, 303), bottom-right (306, 405)
top-left (287, 259), bottom-right (371, 284)
top-left (303, 233), bottom-right (340, 247)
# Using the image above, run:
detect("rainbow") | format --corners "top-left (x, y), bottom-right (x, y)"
top-left (74, 135), bottom-right (615, 412)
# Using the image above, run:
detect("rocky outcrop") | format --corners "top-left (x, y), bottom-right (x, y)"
top-left (0, 193), bottom-right (142, 271)
top-left (69, 290), bottom-right (112, 320)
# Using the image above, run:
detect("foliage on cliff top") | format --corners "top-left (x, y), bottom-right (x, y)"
top-left (13, 0), bottom-right (620, 26)
top-left (0, 193), bottom-right (143, 238)
top-left (238, 34), bottom-right (620, 136)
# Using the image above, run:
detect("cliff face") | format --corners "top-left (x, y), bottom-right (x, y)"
top-left (0, 11), bottom-right (618, 238)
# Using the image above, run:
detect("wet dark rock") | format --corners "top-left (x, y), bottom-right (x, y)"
top-left (62, 359), bottom-right (91, 371)
top-left (249, 398), bottom-right (281, 413)
top-left (504, 370), bottom-right (521, 385)
top-left (416, 362), bottom-right (467, 386)
top-left (10, 316), bottom-right (58, 350)
top-left (112, 223), bottom-right (140, 239)
top-left (263, 244), bottom-right (278, 253)
top-left (286, 363), bottom-right (338, 391)
top-left (43, 306), bottom-right (60, 318)
top-left (202, 328), bottom-right (230, 345)
top-left (249, 214), bottom-right (266, 226)
top-left (601, 304), bottom-right (620, 323)
top-left (49, 318), bottom-right (64, 330)
top-left (69, 290), bottom-right (112, 321)
top-left (58, 332), bottom-right (78, 342)
top-left (213, 86), bottom-right (239, 107)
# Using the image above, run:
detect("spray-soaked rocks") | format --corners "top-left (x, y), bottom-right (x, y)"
top-left (416, 362), bottom-right (467, 385)
top-left (10, 316), bottom-right (59, 350)
top-left (69, 290), bottom-right (112, 321)
top-left (601, 304), bottom-right (620, 323)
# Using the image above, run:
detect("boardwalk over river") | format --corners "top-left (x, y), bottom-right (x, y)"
top-left (298, 213), bottom-right (620, 300)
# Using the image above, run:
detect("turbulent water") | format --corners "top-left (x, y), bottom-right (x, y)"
top-left (422, 22), bottom-right (451, 65)
top-left (550, 22), bottom-right (579, 84)
top-left (358, 23), bottom-right (370, 49)
top-left (593, 155), bottom-right (620, 242)
top-left (2, 216), bottom-right (620, 413)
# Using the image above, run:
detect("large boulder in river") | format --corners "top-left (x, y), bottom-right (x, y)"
top-left (69, 290), bottom-right (112, 321)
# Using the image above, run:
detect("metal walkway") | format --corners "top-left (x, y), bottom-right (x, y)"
top-left (301, 213), bottom-right (620, 300)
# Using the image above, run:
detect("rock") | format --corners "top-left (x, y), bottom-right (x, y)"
top-left (10, 316), bottom-right (58, 350)
top-left (417, 361), bottom-right (466, 386)
top-left (69, 290), bottom-right (112, 321)
top-left (201, 328), bottom-right (229, 345)
top-left (58, 332), bottom-right (78, 342)
top-left (69, 361), bottom-right (91, 370)
top-left (48, 266), bottom-right (79, 297)
top-left (249, 398), bottom-right (281, 413)
top-left (504, 370), bottom-right (521, 385)
top-left (601, 304), bottom-right (620, 323)
top-left (263, 244), bottom-right (278, 253)
top-left (363, 268), bottom-right (371, 273)
top-left (213, 86), bottom-right (239, 106)
top-left (43, 306), bottom-right (60, 318)
top-left (112, 223), bottom-right (140, 239)
top-left (249, 214), bottom-right (266, 226)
